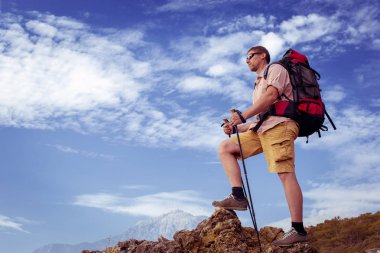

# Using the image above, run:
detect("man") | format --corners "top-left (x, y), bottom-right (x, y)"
top-left (212, 46), bottom-right (308, 246)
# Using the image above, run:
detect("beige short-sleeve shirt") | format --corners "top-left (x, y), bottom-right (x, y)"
top-left (249, 63), bottom-right (294, 134)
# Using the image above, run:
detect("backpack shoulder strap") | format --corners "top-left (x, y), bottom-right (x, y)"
top-left (263, 61), bottom-right (290, 101)
top-left (263, 61), bottom-right (288, 80)
top-left (263, 64), bottom-right (272, 80)
top-left (252, 62), bottom-right (292, 133)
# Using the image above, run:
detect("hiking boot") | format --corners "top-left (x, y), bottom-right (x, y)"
top-left (272, 227), bottom-right (308, 247)
top-left (212, 194), bottom-right (248, 211)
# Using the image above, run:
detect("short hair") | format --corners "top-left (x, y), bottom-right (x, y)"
top-left (247, 46), bottom-right (270, 63)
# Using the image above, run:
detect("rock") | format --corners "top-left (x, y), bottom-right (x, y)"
top-left (365, 248), bottom-right (380, 253)
top-left (83, 208), bottom-right (318, 253)
top-left (260, 226), bottom-right (283, 243)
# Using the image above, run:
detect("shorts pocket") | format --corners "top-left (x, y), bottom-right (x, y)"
top-left (271, 139), bottom-right (293, 162)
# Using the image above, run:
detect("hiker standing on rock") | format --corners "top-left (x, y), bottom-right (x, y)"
top-left (212, 46), bottom-right (308, 246)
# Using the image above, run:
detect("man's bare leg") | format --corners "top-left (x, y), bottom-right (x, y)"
top-left (218, 139), bottom-right (243, 187)
top-left (212, 139), bottom-right (248, 210)
top-left (272, 172), bottom-right (308, 246)
top-left (278, 172), bottom-right (303, 222)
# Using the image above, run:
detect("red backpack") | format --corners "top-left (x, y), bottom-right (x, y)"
top-left (253, 48), bottom-right (336, 141)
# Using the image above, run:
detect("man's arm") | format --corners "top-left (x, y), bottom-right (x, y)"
top-left (237, 122), bottom-right (251, 132)
top-left (222, 121), bottom-right (251, 136)
top-left (230, 86), bottom-right (279, 126)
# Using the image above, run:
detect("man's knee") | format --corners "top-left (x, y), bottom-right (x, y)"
top-left (219, 139), bottom-right (238, 157)
top-left (278, 172), bottom-right (295, 183)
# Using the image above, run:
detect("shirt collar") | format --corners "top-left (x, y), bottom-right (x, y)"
top-left (256, 64), bottom-right (268, 78)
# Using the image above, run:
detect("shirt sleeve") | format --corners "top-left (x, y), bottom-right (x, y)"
top-left (266, 64), bottom-right (289, 96)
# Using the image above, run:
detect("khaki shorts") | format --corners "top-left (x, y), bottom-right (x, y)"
top-left (230, 121), bottom-right (299, 173)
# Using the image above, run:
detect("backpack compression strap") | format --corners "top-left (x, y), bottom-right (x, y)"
top-left (324, 108), bottom-right (337, 131)
top-left (251, 111), bottom-right (270, 132)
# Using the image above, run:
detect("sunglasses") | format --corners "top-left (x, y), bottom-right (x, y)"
top-left (246, 52), bottom-right (261, 60)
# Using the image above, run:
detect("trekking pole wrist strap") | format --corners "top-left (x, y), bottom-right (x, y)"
top-left (232, 109), bottom-right (246, 123)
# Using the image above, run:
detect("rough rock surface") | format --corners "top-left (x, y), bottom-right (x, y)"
top-left (83, 208), bottom-right (318, 253)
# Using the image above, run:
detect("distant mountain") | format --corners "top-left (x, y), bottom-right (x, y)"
top-left (32, 210), bottom-right (207, 253)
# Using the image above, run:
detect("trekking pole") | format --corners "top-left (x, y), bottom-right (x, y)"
top-left (234, 124), bottom-right (262, 253)
top-left (224, 112), bottom-right (262, 253)
top-left (223, 118), bottom-right (255, 223)
top-left (223, 118), bottom-right (255, 222)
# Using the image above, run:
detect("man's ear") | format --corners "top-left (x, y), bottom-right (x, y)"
top-left (261, 53), bottom-right (267, 61)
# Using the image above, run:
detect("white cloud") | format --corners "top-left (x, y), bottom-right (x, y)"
top-left (47, 144), bottom-right (115, 160)
top-left (171, 31), bottom-right (257, 73)
top-left (121, 100), bottom-right (226, 150)
top-left (0, 12), bottom-right (150, 130)
top-left (122, 185), bottom-right (154, 190)
top-left (259, 32), bottom-right (286, 60)
top-left (216, 14), bottom-right (276, 34)
top-left (303, 182), bottom-right (380, 225)
top-left (322, 85), bottom-right (346, 103)
top-left (156, 0), bottom-right (205, 12)
top-left (177, 76), bottom-right (221, 93)
top-left (347, 5), bottom-right (380, 44)
top-left (73, 190), bottom-right (213, 217)
top-left (300, 106), bottom-right (379, 151)
top-left (206, 9), bottom-right (379, 70)
top-left (156, 0), bottom-right (250, 12)
top-left (206, 61), bottom-right (241, 77)
top-left (0, 215), bottom-right (29, 233)
top-left (299, 107), bottom-right (380, 181)
top-left (198, 32), bottom-right (253, 65)
top-left (243, 15), bottom-right (276, 29)
top-left (25, 20), bottom-right (57, 37)
top-left (166, 30), bottom-right (262, 102)
top-left (267, 217), bottom-right (292, 231)
top-left (280, 14), bottom-right (341, 45)
top-left (214, 5), bottom-right (379, 57)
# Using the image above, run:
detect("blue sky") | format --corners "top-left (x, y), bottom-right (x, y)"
top-left (0, 0), bottom-right (379, 252)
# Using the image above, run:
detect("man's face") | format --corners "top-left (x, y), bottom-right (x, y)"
top-left (246, 51), bottom-right (264, 72)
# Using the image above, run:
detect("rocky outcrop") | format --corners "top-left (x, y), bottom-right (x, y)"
top-left (83, 208), bottom-right (317, 253)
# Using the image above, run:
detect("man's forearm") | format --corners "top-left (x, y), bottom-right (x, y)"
top-left (237, 123), bottom-right (251, 133)
top-left (241, 86), bottom-right (279, 121)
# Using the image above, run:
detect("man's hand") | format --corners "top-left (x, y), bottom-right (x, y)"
top-left (223, 123), bottom-right (234, 135)
top-left (230, 112), bottom-right (243, 126)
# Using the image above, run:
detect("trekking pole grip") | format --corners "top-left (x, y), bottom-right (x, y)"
top-left (222, 118), bottom-right (231, 138)
top-left (230, 108), bottom-right (246, 124)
